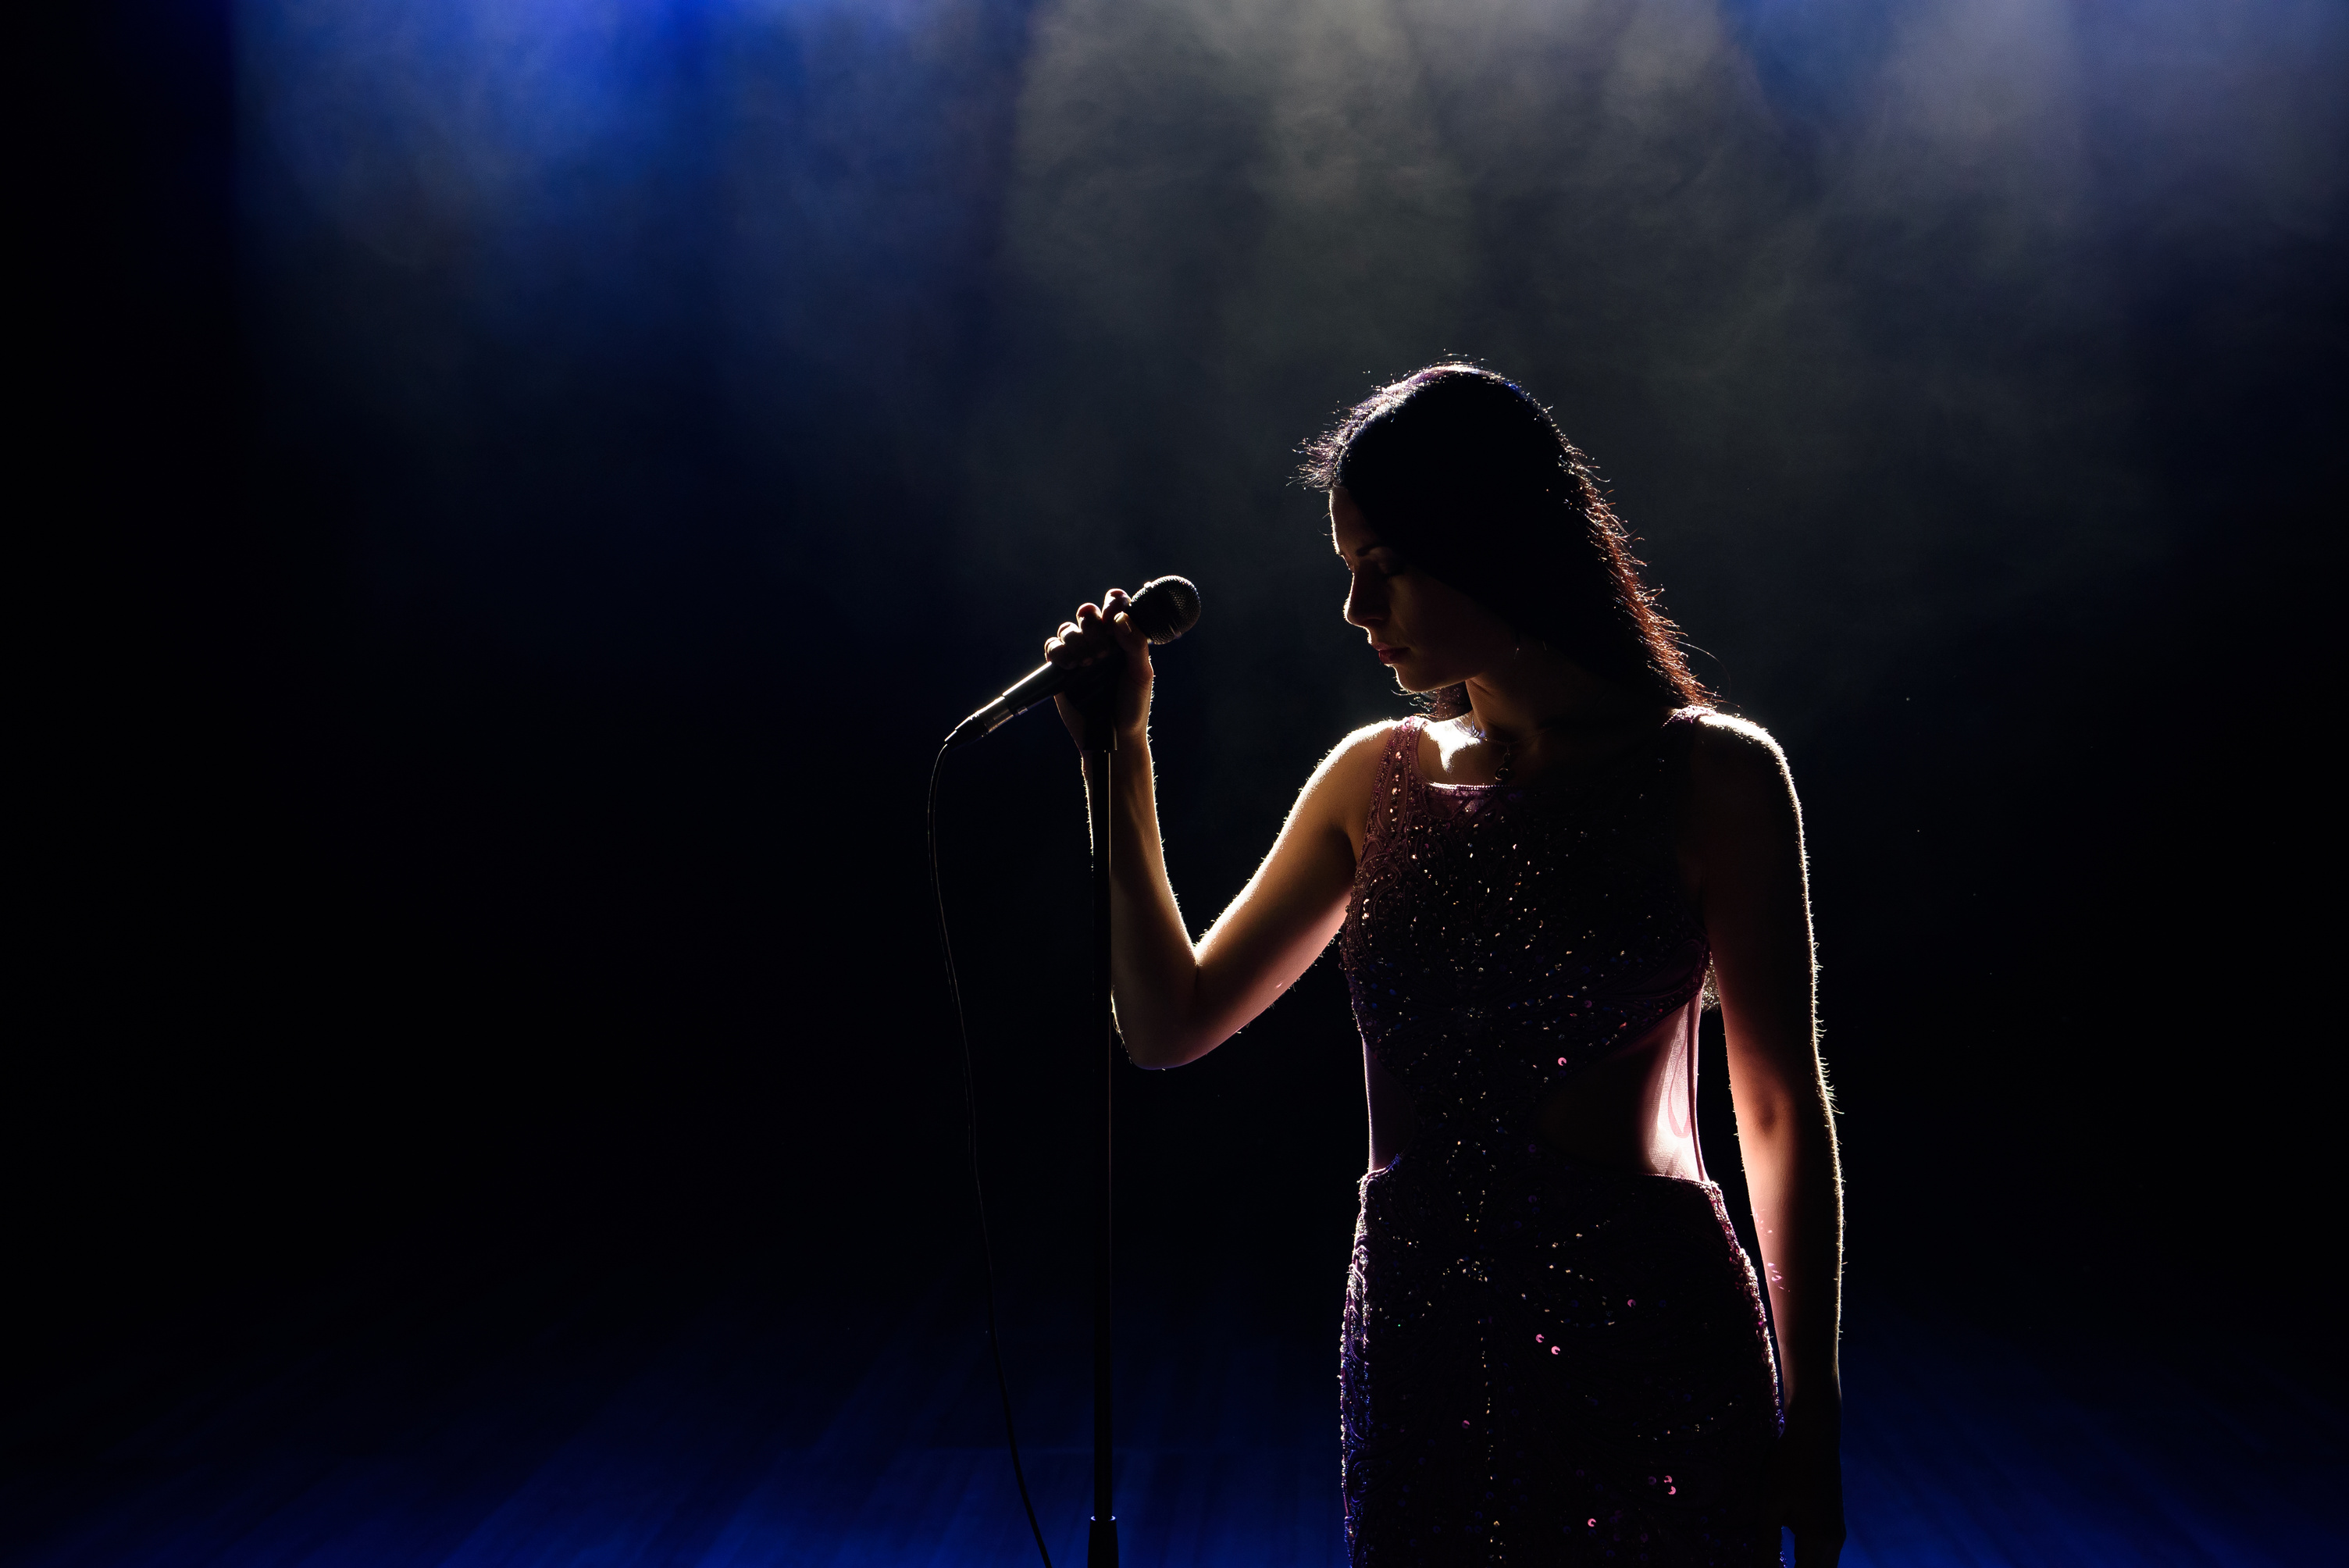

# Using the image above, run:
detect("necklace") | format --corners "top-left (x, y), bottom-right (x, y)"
top-left (1463, 712), bottom-right (1627, 786)
top-left (1465, 720), bottom-right (1524, 785)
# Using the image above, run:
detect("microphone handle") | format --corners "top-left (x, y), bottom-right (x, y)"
top-left (945, 655), bottom-right (1117, 749)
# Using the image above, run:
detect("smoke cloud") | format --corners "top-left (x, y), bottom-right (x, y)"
top-left (240, 0), bottom-right (2346, 850)
top-left (964, 0), bottom-right (2344, 747)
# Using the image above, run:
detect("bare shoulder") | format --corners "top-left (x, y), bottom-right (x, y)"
top-left (1686, 711), bottom-right (1799, 825)
top-left (1323, 718), bottom-right (1401, 775)
top-left (1309, 719), bottom-right (1401, 802)
top-left (1303, 719), bottom-right (1403, 849)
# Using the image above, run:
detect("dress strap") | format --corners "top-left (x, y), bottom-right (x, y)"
top-left (1662, 705), bottom-right (1713, 740)
top-left (1362, 717), bottom-right (1425, 856)
top-left (1649, 706), bottom-right (1711, 790)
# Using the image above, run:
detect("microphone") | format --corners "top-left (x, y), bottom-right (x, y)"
top-left (945, 575), bottom-right (1201, 749)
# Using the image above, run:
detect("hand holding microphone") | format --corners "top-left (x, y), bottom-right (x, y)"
top-left (1046, 587), bottom-right (1157, 747)
top-left (945, 576), bottom-right (1200, 749)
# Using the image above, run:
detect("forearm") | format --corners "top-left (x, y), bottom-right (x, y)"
top-left (1741, 1089), bottom-right (1844, 1415)
top-left (1083, 736), bottom-right (1208, 1065)
top-left (1695, 722), bottom-right (1845, 1548)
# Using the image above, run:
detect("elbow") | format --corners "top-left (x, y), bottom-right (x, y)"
top-left (1117, 969), bottom-right (1227, 1069)
top-left (1738, 1101), bottom-right (1784, 1146)
top-left (1124, 1037), bottom-right (1185, 1071)
top-left (1117, 1017), bottom-right (1222, 1071)
top-left (1116, 1019), bottom-right (1185, 1070)
top-left (1733, 1082), bottom-right (1806, 1149)
top-left (1736, 1083), bottom-right (1834, 1158)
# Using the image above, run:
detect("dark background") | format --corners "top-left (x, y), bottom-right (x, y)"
top-left (19, 0), bottom-right (2346, 1518)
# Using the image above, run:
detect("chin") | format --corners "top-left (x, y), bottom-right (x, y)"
top-left (1382, 657), bottom-right (1431, 690)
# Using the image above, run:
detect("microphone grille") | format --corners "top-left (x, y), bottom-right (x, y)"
top-left (1129, 576), bottom-right (1203, 645)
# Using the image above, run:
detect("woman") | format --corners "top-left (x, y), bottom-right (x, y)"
top-left (1047, 366), bottom-right (1843, 1566)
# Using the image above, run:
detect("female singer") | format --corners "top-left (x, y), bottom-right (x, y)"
top-left (1047, 365), bottom-right (1843, 1566)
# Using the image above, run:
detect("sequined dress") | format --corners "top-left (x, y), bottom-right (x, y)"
top-left (1338, 714), bottom-right (1781, 1565)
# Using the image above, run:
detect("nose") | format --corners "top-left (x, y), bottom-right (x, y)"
top-left (1344, 568), bottom-right (1385, 630)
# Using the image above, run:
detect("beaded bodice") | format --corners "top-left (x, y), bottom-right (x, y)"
top-left (1333, 711), bottom-right (1783, 1563)
top-left (1338, 714), bottom-right (1711, 1175)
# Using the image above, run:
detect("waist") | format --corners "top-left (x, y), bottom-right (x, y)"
top-left (1360, 1139), bottom-right (1728, 1240)
top-left (1366, 995), bottom-right (1706, 1181)
top-left (1349, 963), bottom-right (1708, 1057)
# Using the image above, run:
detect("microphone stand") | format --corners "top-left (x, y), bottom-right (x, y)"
top-left (1078, 688), bottom-right (1120, 1567)
top-left (944, 579), bottom-right (1196, 1567)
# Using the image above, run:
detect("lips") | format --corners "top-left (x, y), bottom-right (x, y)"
top-left (1372, 643), bottom-right (1406, 665)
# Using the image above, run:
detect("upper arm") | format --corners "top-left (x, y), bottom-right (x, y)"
top-left (1179, 722), bottom-right (1390, 1057)
top-left (1688, 716), bottom-right (1820, 1118)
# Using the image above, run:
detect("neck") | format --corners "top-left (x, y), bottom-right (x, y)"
top-left (1460, 650), bottom-right (1649, 741)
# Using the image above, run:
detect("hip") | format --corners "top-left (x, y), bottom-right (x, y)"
top-left (1351, 1146), bottom-right (1773, 1359)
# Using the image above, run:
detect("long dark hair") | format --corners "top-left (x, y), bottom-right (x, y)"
top-left (1300, 365), bottom-right (1709, 718)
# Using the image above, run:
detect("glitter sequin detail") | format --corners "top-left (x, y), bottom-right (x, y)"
top-left (1338, 715), bottom-right (1781, 1566)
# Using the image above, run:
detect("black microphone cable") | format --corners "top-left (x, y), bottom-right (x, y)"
top-left (928, 741), bottom-right (1054, 1568)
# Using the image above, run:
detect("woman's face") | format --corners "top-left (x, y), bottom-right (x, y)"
top-left (1331, 485), bottom-right (1519, 695)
